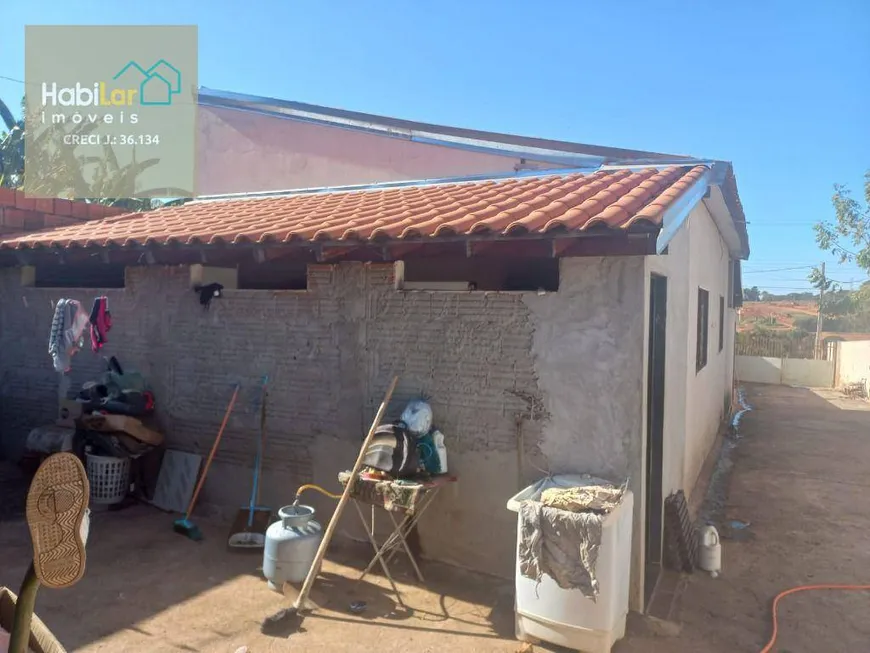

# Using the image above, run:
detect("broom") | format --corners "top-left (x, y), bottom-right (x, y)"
top-left (228, 376), bottom-right (272, 549)
top-left (174, 384), bottom-right (240, 541)
top-left (262, 375), bottom-right (398, 631)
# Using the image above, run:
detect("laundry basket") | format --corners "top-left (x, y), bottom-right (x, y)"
top-left (85, 453), bottom-right (130, 505)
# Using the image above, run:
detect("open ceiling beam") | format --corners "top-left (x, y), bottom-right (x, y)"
top-left (0, 231), bottom-right (662, 269)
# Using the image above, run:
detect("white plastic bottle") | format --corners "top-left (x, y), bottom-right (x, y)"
top-left (698, 525), bottom-right (722, 577)
top-left (431, 429), bottom-right (448, 473)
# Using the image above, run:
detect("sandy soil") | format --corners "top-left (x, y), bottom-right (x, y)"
top-left (1, 507), bottom-right (528, 653)
top-left (616, 383), bottom-right (870, 652)
top-left (3, 382), bottom-right (870, 652)
top-left (738, 300), bottom-right (817, 332)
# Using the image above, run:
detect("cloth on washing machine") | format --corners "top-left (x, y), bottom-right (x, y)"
top-left (518, 500), bottom-right (604, 599)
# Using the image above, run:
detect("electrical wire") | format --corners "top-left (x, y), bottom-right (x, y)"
top-left (743, 266), bottom-right (815, 274)
top-left (746, 286), bottom-right (819, 290)
top-left (761, 584), bottom-right (870, 653)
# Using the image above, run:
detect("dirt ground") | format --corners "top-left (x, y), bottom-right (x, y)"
top-left (3, 382), bottom-right (870, 652)
top-left (617, 383), bottom-right (870, 653)
top-left (1, 506), bottom-right (525, 653)
top-left (738, 300), bottom-right (817, 333)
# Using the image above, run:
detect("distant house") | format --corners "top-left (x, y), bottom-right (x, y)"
top-left (821, 332), bottom-right (870, 343)
top-left (0, 90), bottom-right (749, 613)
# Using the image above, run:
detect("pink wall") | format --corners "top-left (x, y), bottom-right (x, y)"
top-left (196, 106), bottom-right (555, 195)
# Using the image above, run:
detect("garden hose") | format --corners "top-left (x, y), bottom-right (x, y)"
top-left (761, 583), bottom-right (870, 652)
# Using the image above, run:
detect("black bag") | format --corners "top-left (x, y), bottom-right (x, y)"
top-left (363, 423), bottom-right (419, 478)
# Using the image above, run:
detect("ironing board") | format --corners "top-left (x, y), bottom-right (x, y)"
top-left (337, 472), bottom-right (457, 604)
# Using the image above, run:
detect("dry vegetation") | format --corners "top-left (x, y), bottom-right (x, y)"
top-left (738, 300), bottom-right (818, 333)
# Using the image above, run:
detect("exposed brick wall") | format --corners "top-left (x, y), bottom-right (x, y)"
top-left (0, 188), bottom-right (125, 236)
top-left (0, 258), bottom-right (641, 577)
top-left (0, 261), bottom-right (549, 574)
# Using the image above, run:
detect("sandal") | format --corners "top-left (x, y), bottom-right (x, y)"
top-left (25, 453), bottom-right (90, 589)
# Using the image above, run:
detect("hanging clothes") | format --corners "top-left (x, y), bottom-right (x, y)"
top-left (89, 296), bottom-right (112, 352)
top-left (48, 299), bottom-right (90, 372)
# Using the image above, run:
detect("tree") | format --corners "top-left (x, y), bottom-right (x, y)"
top-left (814, 171), bottom-right (870, 272)
top-left (0, 95), bottom-right (188, 210)
top-left (743, 286), bottom-right (761, 301)
top-left (0, 97), bottom-right (24, 188)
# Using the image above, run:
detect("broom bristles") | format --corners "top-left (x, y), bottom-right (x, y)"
top-left (173, 518), bottom-right (203, 541)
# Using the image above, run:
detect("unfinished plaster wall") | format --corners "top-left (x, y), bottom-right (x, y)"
top-left (525, 255), bottom-right (647, 606)
top-left (0, 257), bottom-right (641, 578)
top-left (523, 257), bottom-right (646, 481)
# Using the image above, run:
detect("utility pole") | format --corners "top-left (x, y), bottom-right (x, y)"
top-left (815, 262), bottom-right (826, 359)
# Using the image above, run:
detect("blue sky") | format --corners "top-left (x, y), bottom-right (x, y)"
top-left (2, 1), bottom-right (869, 292)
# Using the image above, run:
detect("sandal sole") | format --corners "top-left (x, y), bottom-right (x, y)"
top-left (25, 453), bottom-right (90, 589)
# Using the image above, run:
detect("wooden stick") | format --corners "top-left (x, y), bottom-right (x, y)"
top-left (8, 564), bottom-right (39, 653)
top-left (293, 376), bottom-right (399, 611)
top-left (184, 384), bottom-right (240, 519)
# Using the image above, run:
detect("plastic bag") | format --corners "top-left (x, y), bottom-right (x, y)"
top-left (400, 399), bottom-right (433, 436)
top-left (416, 429), bottom-right (448, 474)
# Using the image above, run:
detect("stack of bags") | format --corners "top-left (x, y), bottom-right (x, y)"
top-left (362, 399), bottom-right (448, 479)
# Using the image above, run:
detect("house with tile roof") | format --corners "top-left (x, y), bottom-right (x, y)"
top-left (0, 90), bottom-right (749, 612)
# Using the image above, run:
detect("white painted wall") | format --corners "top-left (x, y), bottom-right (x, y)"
top-left (736, 355), bottom-right (834, 387)
top-left (836, 341), bottom-right (870, 388)
top-left (645, 201), bottom-right (734, 496)
top-left (736, 355), bottom-right (782, 384)
top-left (782, 358), bottom-right (834, 387)
top-left (645, 224), bottom-right (689, 499)
top-left (682, 201), bottom-right (734, 492)
top-left (640, 200), bottom-right (736, 607)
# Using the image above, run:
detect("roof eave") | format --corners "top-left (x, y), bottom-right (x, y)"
top-left (656, 168), bottom-right (713, 254)
top-left (0, 231), bottom-right (661, 267)
top-left (703, 184), bottom-right (749, 260)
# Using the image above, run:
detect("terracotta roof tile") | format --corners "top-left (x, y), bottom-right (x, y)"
top-left (0, 166), bottom-right (709, 251)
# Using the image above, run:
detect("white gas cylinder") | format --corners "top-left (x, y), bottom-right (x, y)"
top-left (698, 525), bottom-right (721, 577)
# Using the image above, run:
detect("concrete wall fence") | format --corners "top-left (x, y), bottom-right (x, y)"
top-left (835, 340), bottom-right (870, 389)
top-left (736, 355), bottom-right (834, 387)
top-left (737, 340), bottom-right (870, 390)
